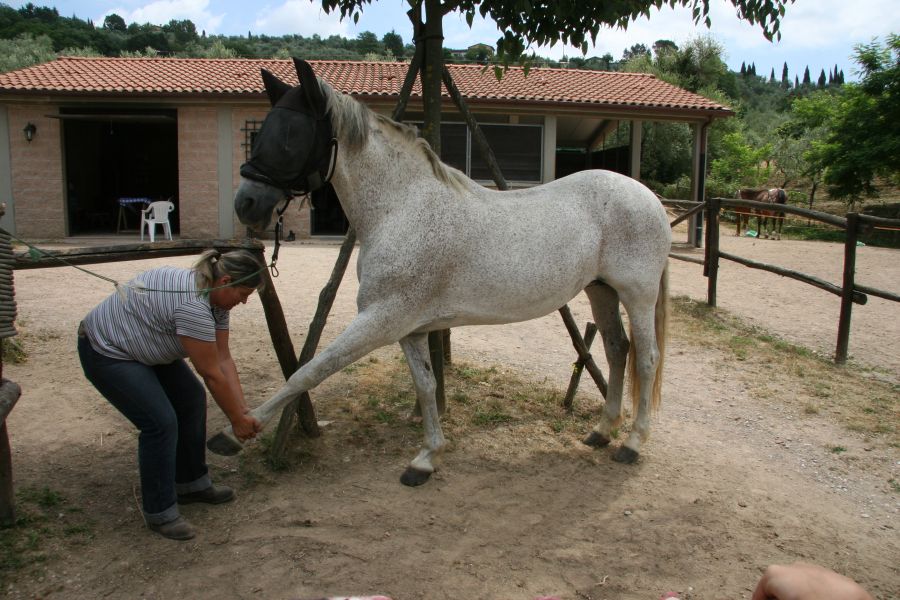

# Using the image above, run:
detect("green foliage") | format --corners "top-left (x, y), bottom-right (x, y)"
top-left (381, 30), bottom-right (404, 59)
top-left (707, 130), bottom-right (772, 196)
top-left (317, 0), bottom-right (791, 69)
top-left (0, 32), bottom-right (54, 72)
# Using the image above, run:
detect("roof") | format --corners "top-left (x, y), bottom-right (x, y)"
top-left (0, 57), bottom-right (732, 117)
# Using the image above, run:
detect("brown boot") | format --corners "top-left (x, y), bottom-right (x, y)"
top-left (148, 516), bottom-right (195, 540)
top-left (177, 484), bottom-right (235, 505)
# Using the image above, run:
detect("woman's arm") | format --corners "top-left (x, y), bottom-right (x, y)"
top-left (180, 334), bottom-right (261, 441)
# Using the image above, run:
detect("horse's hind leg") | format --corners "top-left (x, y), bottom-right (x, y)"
top-left (398, 332), bottom-right (445, 487)
top-left (615, 293), bottom-right (661, 463)
top-left (582, 282), bottom-right (629, 450)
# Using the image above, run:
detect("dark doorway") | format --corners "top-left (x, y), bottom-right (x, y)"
top-left (310, 184), bottom-right (349, 236)
top-left (62, 108), bottom-right (178, 235)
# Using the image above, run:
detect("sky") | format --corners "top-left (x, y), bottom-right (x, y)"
top-left (14, 0), bottom-right (900, 82)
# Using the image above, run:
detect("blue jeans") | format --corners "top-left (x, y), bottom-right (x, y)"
top-left (77, 332), bottom-right (211, 525)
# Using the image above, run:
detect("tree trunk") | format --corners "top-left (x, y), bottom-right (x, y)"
top-left (416, 0), bottom-right (447, 412)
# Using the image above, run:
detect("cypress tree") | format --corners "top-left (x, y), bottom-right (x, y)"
top-left (769, 67), bottom-right (776, 83)
top-left (781, 61), bottom-right (789, 83)
top-left (802, 66), bottom-right (811, 85)
top-left (817, 69), bottom-right (826, 88)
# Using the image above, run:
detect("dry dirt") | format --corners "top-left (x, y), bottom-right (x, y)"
top-left (3, 234), bottom-right (899, 600)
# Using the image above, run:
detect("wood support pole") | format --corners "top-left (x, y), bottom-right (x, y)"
top-left (0, 379), bottom-right (21, 527)
top-left (705, 196), bottom-right (720, 307)
top-left (270, 228), bottom-right (357, 458)
top-left (835, 213), bottom-right (859, 364)
top-left (563, 322), bottom-right (598, 411)
top-left (558, 305), bottom-right (608, 400)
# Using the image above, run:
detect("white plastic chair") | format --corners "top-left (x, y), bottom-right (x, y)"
top-left (140, 200), bottom-right (175, 242)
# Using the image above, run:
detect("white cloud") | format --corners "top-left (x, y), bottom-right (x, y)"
top-left (251, 1), bottom-right (349, 38)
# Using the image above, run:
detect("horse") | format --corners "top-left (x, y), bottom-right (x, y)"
top-left (736, 188), bottom-right (767, 236)
top-left (759, 188), bottom-right (787, 240)
top-left (736, 188), bottom-right (787, 239)
top-left (208, 58), bottom-right (672, 486)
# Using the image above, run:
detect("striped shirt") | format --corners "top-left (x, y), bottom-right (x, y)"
top-left (83, 267), bottom-right (229, 365)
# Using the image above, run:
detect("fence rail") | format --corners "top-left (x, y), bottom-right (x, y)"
top-left (661, 198), bottom-right (900, 364)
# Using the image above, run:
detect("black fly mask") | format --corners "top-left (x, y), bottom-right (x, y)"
top-left (240, 58), bottom-right (337, 198)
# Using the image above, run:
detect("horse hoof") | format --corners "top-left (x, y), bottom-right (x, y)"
top-left (583, 431), bottom-right (611, 448)
top-left (612, 446), bottom-right (640, 464)
top-left (400, 467), bottom-right (432, 487)
top-left (207, 432), bottom-right (243, 456)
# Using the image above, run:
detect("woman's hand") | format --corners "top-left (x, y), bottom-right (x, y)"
top-left (751, 563), bottom-right (873, 600)
top-left (231, 412), bottom-right (262, 442)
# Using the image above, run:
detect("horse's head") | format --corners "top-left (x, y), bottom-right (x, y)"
top-left (235, 58), bottom-right (335, 233)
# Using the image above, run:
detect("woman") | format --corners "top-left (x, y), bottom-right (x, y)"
top-left (77, 249), bottom-right (264, 540)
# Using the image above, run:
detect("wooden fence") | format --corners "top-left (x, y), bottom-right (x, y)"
top-left (661, 198), bottom-right (900, 364)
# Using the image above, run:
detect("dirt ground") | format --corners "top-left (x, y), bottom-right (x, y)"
top-left (3, 234), bottom-right (899, 600)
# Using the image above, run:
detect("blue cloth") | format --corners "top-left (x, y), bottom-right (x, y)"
top-left (77, 332), bottom-right (211, 525)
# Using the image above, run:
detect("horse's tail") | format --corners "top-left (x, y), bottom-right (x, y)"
top-left (628, 265), bottom-right (669, 415)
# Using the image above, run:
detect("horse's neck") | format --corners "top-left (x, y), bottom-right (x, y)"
top-left (329, 120), bottom-right (444, 235)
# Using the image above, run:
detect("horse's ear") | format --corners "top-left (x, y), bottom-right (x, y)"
top-left (261, 69), bottom-right (292, 107)
top-left (293, 57), bottom-right (327, 118)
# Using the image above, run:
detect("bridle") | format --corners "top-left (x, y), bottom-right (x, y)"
top-left (266, 136), bottom-right (339, 278)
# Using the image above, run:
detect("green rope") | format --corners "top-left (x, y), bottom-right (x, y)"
top-left (9, 232), bottom-right (268, 295)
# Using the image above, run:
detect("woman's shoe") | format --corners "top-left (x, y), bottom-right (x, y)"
top-left (148, 516), bottom-right (195, 540)
top-left (177, 484), bottom-right (235, 505)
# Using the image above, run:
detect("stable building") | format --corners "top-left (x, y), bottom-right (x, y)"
top-left (0, 57), bottom-right (732, 241)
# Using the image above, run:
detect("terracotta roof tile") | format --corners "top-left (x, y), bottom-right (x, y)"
top-left (0, 57), bottom-right (732, 116)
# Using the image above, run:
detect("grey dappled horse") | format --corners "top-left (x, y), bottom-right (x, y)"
top-left (208, 58), bottom-right (672, 485)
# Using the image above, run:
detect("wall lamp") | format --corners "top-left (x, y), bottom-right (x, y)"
top-left (23, 122), bottom-right (36, 142)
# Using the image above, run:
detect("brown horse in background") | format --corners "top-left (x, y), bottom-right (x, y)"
top-left (760, 188), bottom-right (787, 239)
top-left (736, 188), bottom-right (767, 236)
top-left (736, 188), bottom-right (787, 239)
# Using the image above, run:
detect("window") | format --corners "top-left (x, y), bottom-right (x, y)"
top-left (410, 120), bottom-right (543, 184)
top-left (241, 119), bottom-right (264, 161)
top-left (470, 124), bottom-right (542, 182)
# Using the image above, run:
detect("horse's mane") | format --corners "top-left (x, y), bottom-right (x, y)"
top-left (318, 78), bottom-right (470, 193)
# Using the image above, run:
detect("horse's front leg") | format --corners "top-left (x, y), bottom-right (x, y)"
top-left (207, 310), bottom-right (404, 456)
top-left (398, 332), bottom-right (445, 487)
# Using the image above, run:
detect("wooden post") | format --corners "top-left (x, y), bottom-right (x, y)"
top-left (563, 322), bottom-right (597, 411)
top-left (0, 378), bottom-right (22, 527)
top-left (558, 305), bottom-right (608, 399)
top-left (705, 196), bottom-right (720, 307)
top-left (835, 213), bottom-right (859, 364)
top-left (270, 229), bottom-right (357, 458)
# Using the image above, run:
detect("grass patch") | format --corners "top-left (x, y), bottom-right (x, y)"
top-left (1, 487), bottom-right (93, 588)
top-left (1, 337), bottom-right (27, 363)
top-left (670, 295), bottom-right (899, 444)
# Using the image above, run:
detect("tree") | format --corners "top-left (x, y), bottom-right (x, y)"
top-left (0, 32), bottom-right (55, 72)
top-left (354, 30), bottom-right (381, 54)
top-left (781, 61), bottom-right (788, 86)
top-left (802, 66), bottom-right (810, 85)
top-left (382, 30), bottom-right (404, 59)
top-left (102, 13), bottom-right (126, 32)
top-left (816, 68), bottom-right (826, 88)
top-left (622, 43), bottom-right (650, 61)
top-left (819, 35), bottom-right (900, 200)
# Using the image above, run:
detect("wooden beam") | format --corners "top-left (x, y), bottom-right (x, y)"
top-left (13, 239), bottom-right (264, 270)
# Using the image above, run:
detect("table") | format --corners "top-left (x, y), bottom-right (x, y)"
top-left (116, 197), bottom-right (151, 233)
